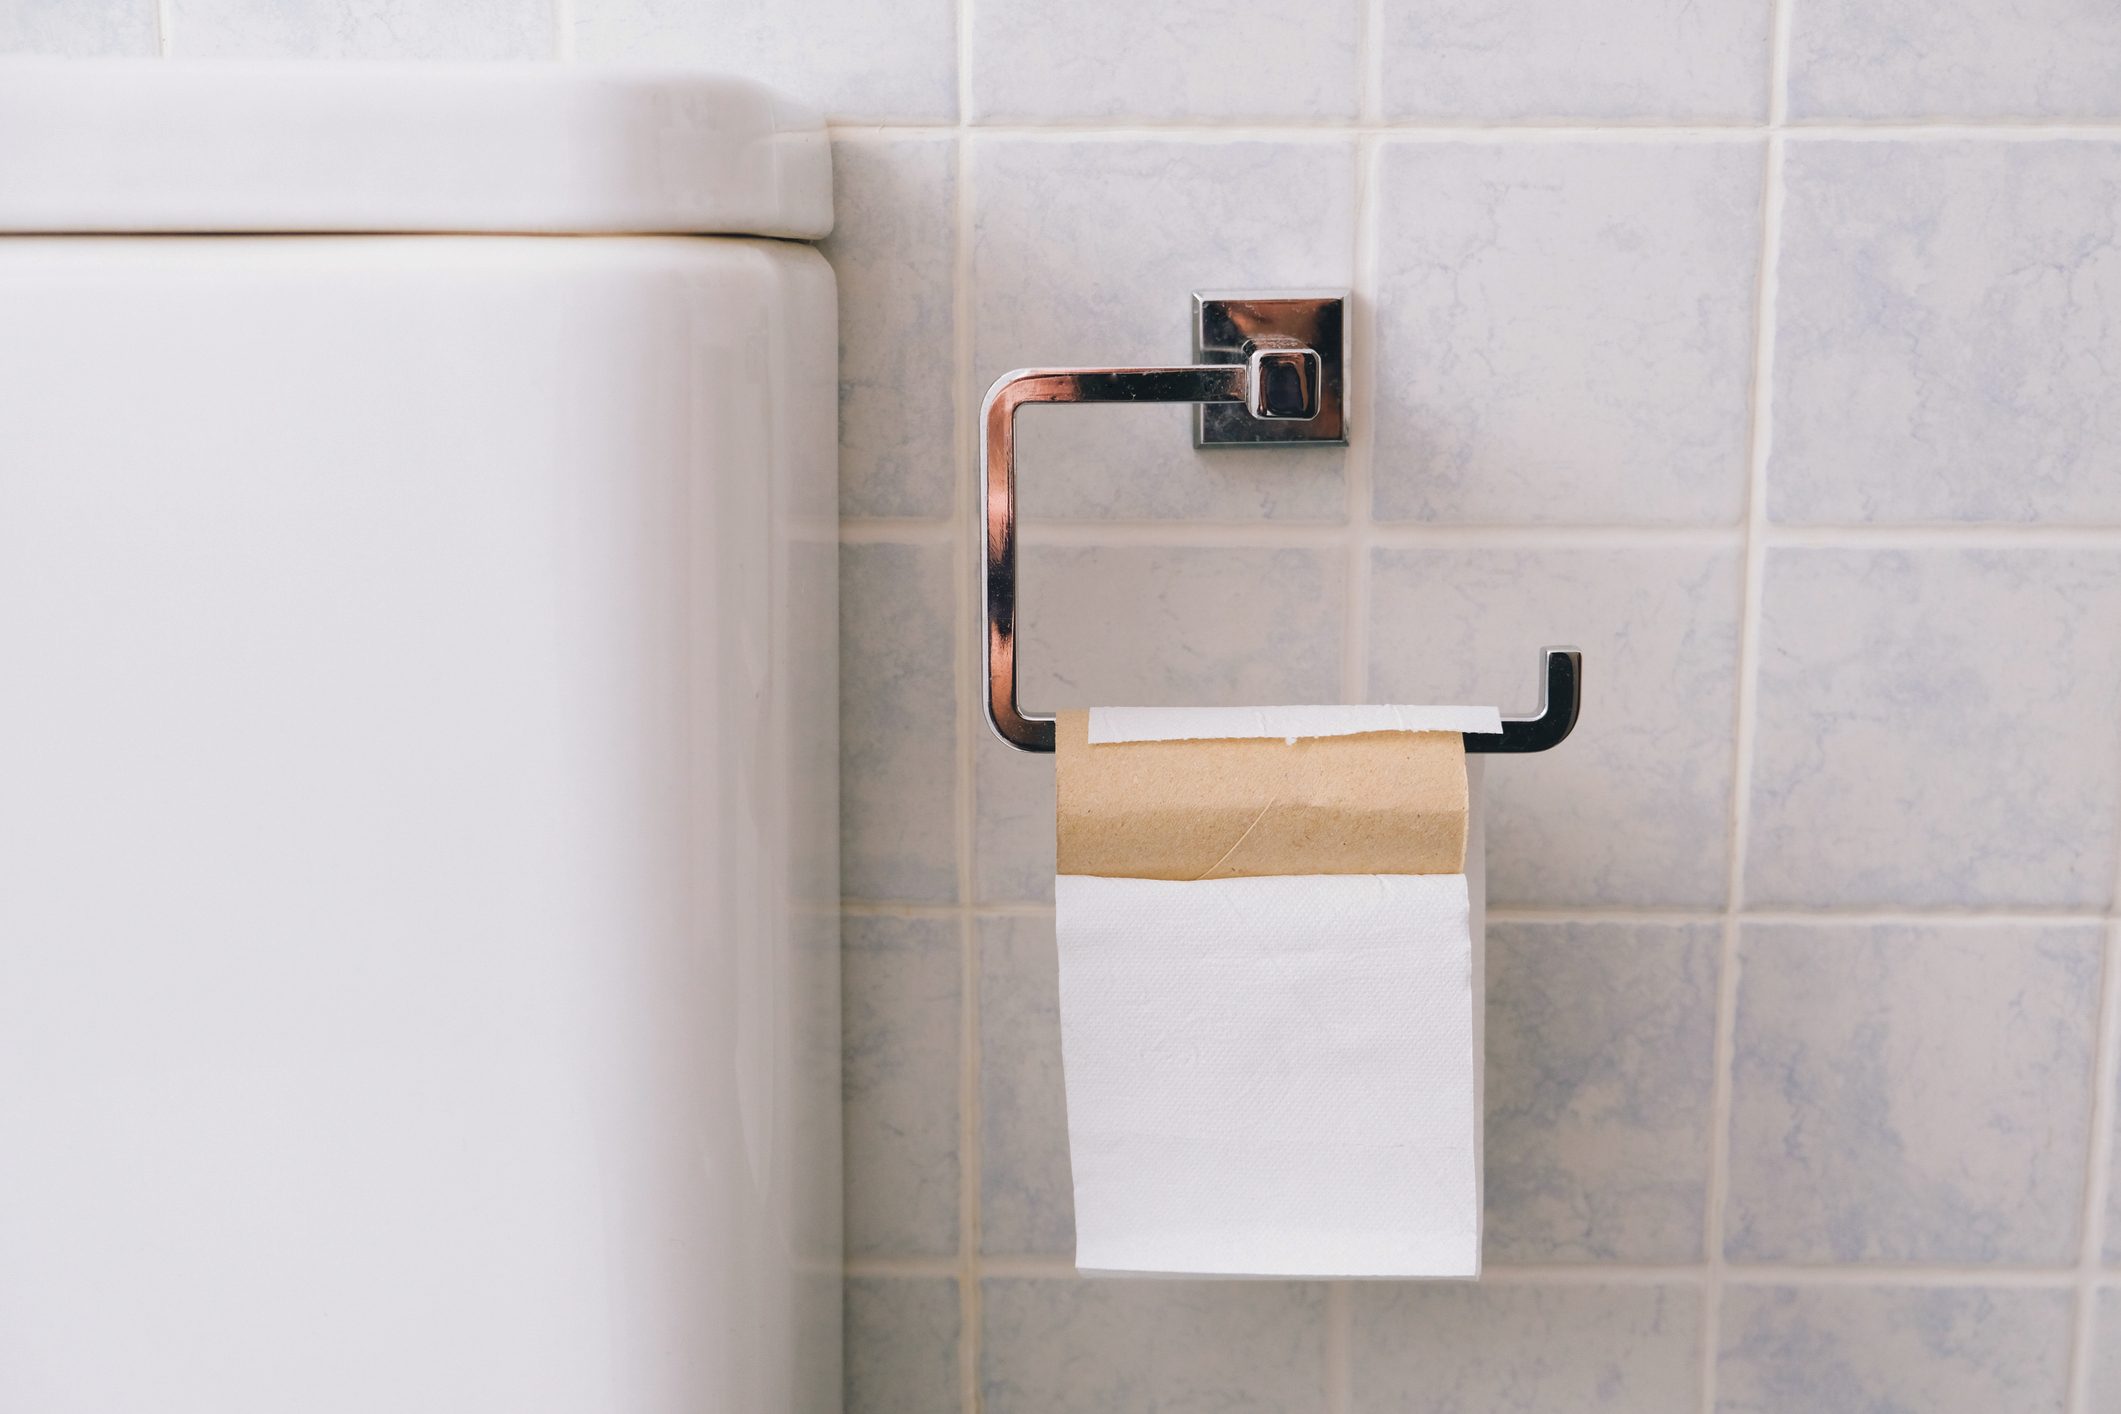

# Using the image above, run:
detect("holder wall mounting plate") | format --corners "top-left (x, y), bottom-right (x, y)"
top-left (1193, 291), bottom-right (1348, 447)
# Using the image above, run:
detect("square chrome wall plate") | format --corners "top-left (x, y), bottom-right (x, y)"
top-left (1192, 290), bottom-right (1349, 447)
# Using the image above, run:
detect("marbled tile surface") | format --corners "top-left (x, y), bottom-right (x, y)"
top-left (170, 0), bottom-right (550, 57)
top-left (822, 137), bottom-right (959, 520)
top-left (575, 0), bottom-right (958, 121)
top-left (1745, 548), bottom-right (2121, 909)
top-left (1716, 1285), bottom-right (2075, 1413)
top-left (1788, 0), bottom-right (2121, 119)
top-left (1380, 0), bottom-right (1769, 119)
top-left (973, 138), bottom-right (1355, 521)
top-left (1353, 1283), bottom-right (1702, 1413)
top-left (842, 916), bottom-right (960, 1258)
top-left (1771, 141), bottom-right (2121, 524)
top-left (981, 1278), bottom-right (1325, 1414)
top-left (0, 0), bottom-right (157, 54)
top-left (1486, 922), bottom-right (1721, 1262)
top-left (976, 914), bottom-right (1072, 1257)
top-left (1370, 544), bottom-right (1744, 907)
top-left (971, 0), bottom-right (1359, 122)
top-left (846, 1277), bottom-right (959, 1414)
top-left (840, 542), bottom-right (958, 904)
top-left (2093, 1290), bottom-right (2121, 1412)
top-left (1371, 141), bottom-right (1762, 525)
top-left (1724, 922), bottom-right (2102, 1265)
top-left (976, 544), bottom-right (1344, 903)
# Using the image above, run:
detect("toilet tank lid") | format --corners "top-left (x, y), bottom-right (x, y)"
top-left (0, 60), bottom-right (832, 238)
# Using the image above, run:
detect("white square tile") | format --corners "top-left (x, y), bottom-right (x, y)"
top-left (842, 916), bottom-right (960, 1259)
top-left (846, 1277), bottom-right (959, 1414)
top-left (169, 0), bottom-right (550, 57)
top-left (973, 138), bottom-right (1356, 521)
top-left (1770, 140), bottom-right (2121, 524)
top-left (1716, 1286), bottom-right (2074, 1413)
top-left (1351, 1284), bottom-right (1701, 1413)
top-left (1725, 922), bottom-right (2102, 1264)
top-left (1788, 0), bottom-right (2121, 119)
top-left (1368, 545), bottom-right (1744, 907)
top-left (977, 914), bottom-right (1072, 1257)
top-left (841, 542), bottom-right (958, 904)
top-left (981, 1279), bottom-right (1325, 1413)
top-left (0, 0), bottom-right (157, 54)
top-left (1380, 0), bottom-right (1769, 120)
top-left (823, 137), bottom-right (959, 520)
top-left (1486, 922), bottom-right (1720, 1263)
top-left (971, 0), bottom-right (1359, 122)
top-left (1371, 141), bottom-right (1762, 525)
top-left (1745, 548), bottom-right (2121, 908)
top-left (974, 544), bottom-right (1345, 904)
top-left (2093, 1290), bottom-right (2121, 1410)
top-left (574, 0), bottom-right (956, 122)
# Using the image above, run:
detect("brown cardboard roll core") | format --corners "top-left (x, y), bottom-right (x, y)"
top-left (1054, 709), bottom-right (1468, 880)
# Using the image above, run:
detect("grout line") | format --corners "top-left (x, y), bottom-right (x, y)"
top-left (972, 1254), bottom-right (1077, 1278)
top-left (1723, 1263), bottom-right (2090, 1289)
top-left (1762, 523), bottom-right (2121, 547)
top-left (1765, 9), bottom-right (1792, 131)
top-left (947, 0), bottom-right (984, 1388)
top-left (1341, 140), bottom-right (1382, 707)
top-left (846, 1255), bottom-right (962, 1278)
top-left (1326, 1283), bottom-right (1353, 1414)
top-left (1778, 121), bottom-right (2121, 139)
top-left (1020, 520), bottom-right (1739, 548)
top-left (835, 907), bottom-right (2121, 928)
top-left (1478, 1264), bottom-right (1709, 1286)
top-left (1701, 931), bottom-right (1745, 1412)
top-left (828, 120), bottom-right (2121, 140)
top-left (847, 516), bottom-right (2121, 553)
top-left (1702, 1), bottom-right (1793, 1394)
top-left (1738, 907), bottom-right (2119, 927)
top-left (957, 900), bottom-right (983, 1412)
top-left (551, 0), bottom-right (575, 60)
top-left (843, 899), bottom-right (2121, 924)
top-left (1488, 906), bottom-right (1735, 927)
top-left (839, 518), bottom-right (959, 544)
top-left (841, 899), bottom-right (980, 918)
top-left (834, 123), bottom-right (1763, 140)
top-left (851, 1255), bottom-right (2102, 1285)
top-left (2067, 815), bottom-right (2121, 1411)
top-left (2068, 918), bottom-right (2121, 1414)
top-left (1326, 58), bottom-right (1386, 1404)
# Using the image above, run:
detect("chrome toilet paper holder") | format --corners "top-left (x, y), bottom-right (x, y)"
top-left (980, 290), bottom-right (1583, 755)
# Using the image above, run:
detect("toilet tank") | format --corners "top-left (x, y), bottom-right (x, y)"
top-left (0, 63), bottom-right (840, 1414)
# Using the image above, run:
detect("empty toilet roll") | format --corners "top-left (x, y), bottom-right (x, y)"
top-left (1054, 708), bottom-right (1470, 879)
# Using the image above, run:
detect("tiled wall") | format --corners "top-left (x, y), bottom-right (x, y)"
top-left (12, 2), bottom-right (2121, 1410)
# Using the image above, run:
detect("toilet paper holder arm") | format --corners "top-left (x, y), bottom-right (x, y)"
top-left (980, 355), bottom-right (1584, 756)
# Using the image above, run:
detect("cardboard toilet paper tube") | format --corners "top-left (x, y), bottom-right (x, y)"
top-left (1054, 709), bottom-right (1468, 880)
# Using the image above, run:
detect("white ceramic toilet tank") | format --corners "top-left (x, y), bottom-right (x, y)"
top-left (0, 64), bottom-right (840, 1413)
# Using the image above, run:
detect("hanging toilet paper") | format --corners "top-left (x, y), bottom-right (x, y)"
top-left (1054, 719), bottom-right (1487, 1280)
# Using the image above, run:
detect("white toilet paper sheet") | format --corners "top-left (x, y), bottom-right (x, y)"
top-left (1087, 703), bottom-right (1502, 744)
top-left (1054, 870), bottom-right (1481, 1279)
